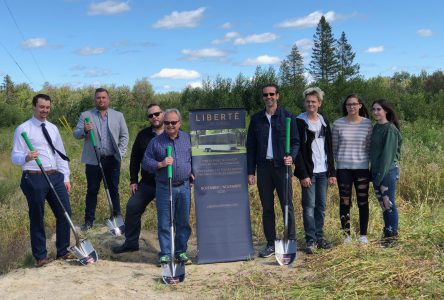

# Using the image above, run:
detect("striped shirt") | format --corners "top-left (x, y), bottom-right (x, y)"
top-left (332, 117), bottom-right (372, 169)
top-left (142, 131), bottom-right (192, 185)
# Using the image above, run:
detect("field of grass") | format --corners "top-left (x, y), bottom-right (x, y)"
top-left (0, 120), bottom-right (442, 298)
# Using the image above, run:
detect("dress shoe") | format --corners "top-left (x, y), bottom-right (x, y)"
top-left (56, 252), bottom-right (75, 260)
top-left (111, 243), bottom-right (139, 254)
top-left (80, 222), bottom-right (93, 232)
top-left (35, 258), bottom-right (49, 268)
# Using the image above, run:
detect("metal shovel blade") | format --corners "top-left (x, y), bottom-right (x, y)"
top-left (105, 214), bottom-right (125, 237)
top-left (68, 239), bottom-right (99, 265)
top-left (161, 262), bottom-right (185, 284)
top-left (275, 239), bottom-right (297, 266)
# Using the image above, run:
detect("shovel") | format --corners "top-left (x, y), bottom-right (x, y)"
top-left (161, 145), bottom-right (185, 284)
top-left (275, 117), bottom-right (297, 266)
top-left (21, 132), bottom-right (98, 265)
top-left (85, 117), bottom-right (125, 237)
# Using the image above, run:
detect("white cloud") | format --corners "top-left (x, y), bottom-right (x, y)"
top-left (85, 68), bottom-right (113, 77)
top-left (22, 38), bottom-right (48, 48)
top-left (87, 1), bottom-right (130, 16)
top-left (234, 32), bottom-right (278, 45)
top-left (276, 11), bottom-right (336, 28)
top-left (181, 48), bottom-right (228, 60)
top-left (161, 85), bottom-right (173, 90)
top-left (294, 38), bottom-right (313, 58)
top-left (221, 22), bottom-right (232, 29)
top-left (77, 47), bottom-right (106, 55)
top-left (365, 46), bottom-right (384, 53)
top-left (242, 55), bottom-right (281, 66)
top-left (212, 31), bottom-right (240, 44)
top-left (188, 81), bottom-right (203, 89)
top-left (153, 7), bottom-right (205, 28)
top-left (70, 64), bottom-right (88, 71)
top-left (151, 68), bottom-right (201, 79)
top-left (417, 29), bottom-right (433, 37)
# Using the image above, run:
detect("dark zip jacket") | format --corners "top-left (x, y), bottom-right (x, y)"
top-left (247, 106), bottom-right (299, 175)
top-left (294, 112), bottom-right (336, 179)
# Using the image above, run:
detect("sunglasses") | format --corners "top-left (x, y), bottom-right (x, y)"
top-left (148, 111), bottom-right (162, 118)
top-left (164, 120), bottom-right (179, 126)
top-left (263, 93), bottom-right (276, 97)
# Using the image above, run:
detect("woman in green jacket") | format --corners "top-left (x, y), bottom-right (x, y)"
top-left (370, 99), bottom-right (402, 247)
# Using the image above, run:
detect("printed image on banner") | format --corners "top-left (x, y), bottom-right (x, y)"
top-left (189, 108), bottom-right (254, 264)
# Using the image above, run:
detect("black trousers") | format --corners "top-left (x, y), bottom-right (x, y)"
top-left (257, 162), bottom-right (296, 245)
top-left (124, 182), bottom-right (156, 247)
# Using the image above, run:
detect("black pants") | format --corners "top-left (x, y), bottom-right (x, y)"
top-left (257, 162), bottom-right (296, 245)
top-left (84, 156), bottom-right (121, 224)
top-left (20, 171), bottom-right (71, 260)
top-left (337, 169), bottom-right (370, 236)
top-left (124, 182), bottom-right (156, 247)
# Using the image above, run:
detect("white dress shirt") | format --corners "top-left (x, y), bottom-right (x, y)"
top-left (11, 116), bottom-right (70, 182)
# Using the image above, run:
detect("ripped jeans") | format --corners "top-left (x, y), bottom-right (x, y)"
top-left (372, 167), bottom-right (400, 236)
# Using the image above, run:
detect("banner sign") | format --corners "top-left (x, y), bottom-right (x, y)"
top-left (190, 108), bottom-right (254, 264)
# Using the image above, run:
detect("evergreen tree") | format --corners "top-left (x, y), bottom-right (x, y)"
top-left (336, 31), bottom-right (360, 80)
top-left (309, 16), bottom-right (338, 83)
top-left (1, 75), bottom-right (16, 104)
top-left (279, 45), bottom-right (306, 90)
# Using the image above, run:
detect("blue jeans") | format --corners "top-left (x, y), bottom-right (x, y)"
top-left (301, 172), bottom-right (328, 242)
top-left (20, 171), bottom-right (71, 260)
top-left (156, 181), bottom-right (191, 258)
top-left (373, 167), bottom-right (399, 235)
top-left (84, 156), bottom-right (121, 223)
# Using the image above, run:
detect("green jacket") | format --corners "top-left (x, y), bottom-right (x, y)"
top-left (370, 122), bottom-right (402, 185)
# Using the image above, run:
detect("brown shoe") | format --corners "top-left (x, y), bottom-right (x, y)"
top-left (56, 253), bottom-right (75, 260)
top-left (35, 258), bottom-right (49, 268)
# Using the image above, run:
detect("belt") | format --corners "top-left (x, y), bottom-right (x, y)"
top-left (100, 155), bottom-right (114, 160)
top-left (25, 170), bottom-right (58, 175)
top-left (172, 180), bottom-right (187, 187)
top-left (265, 159), bottom-right (274, 163)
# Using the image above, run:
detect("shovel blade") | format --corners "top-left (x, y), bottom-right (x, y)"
top-left (69, 239), bottom-right (98, 265)
top-left (161, 262), bottom-right (185, 284)
top-left (105, 215), bottom-right (125, 237)
top-left (275, 239), bottom-right (297, 266)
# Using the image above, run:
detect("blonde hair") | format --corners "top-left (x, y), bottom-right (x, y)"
top-left (303, 87), bottom-right (324, 102)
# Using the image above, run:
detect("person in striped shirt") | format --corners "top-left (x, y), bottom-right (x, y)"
top-left (332, 94), bottom-right (372, 245)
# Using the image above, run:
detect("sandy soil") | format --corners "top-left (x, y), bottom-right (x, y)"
top-left (0, 226), bottom-right (306, 300)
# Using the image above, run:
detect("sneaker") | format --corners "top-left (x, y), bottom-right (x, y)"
top-left (111, 243), bottom-right (139, 254)
top-left (343, 235), bottom-right (353, 244)
top-left (80, 222), bottom-right (93, 232)
top-left (305, 241), bottom-right (316, 254)
top-left (258, 245), bottom-right (275, 258)
top-left (316, 239), bottom-right (332, 250)
top-left (359, 235), bottom-right (369, 245)
top-left (159, 255), bottom-right (171, 265)
top-left (176, 252), bottom-right (192, 265)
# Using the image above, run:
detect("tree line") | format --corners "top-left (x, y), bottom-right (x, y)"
top-left (1, 16), bottom-right (443, 128)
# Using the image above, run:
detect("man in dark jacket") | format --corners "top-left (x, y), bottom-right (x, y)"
top-left (294, 87), bottom-right (336, 254)
top-left (112, 104), bottom-right (164, 253)
top-left (246, 83), bottom-right (300, 258)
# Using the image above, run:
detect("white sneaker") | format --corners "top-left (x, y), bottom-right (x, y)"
top-left (343, 235), bottom-right (352, 244)
top-left (359, 235), bottom-right (369, 245)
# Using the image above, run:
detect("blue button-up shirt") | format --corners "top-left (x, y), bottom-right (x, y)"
top-left (142, 131), bottom-right (192, 185)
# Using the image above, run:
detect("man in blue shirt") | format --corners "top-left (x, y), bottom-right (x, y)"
top-left (142, 108), bottom-right (193, 265)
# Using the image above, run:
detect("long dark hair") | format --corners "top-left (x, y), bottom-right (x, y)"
top-left (342, 94), bottom-right (369, 118)
top-left (372, 99), bottom-right (401, 130)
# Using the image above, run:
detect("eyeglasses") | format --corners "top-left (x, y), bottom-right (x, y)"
top-left (346, 103), bottom-right (360, 107)
top-left (148, 111), bottom-right (162, 118)
top-left (164, 120), bottom-right (179, 126)
top-left (263, 93), bottom-right (276, 97)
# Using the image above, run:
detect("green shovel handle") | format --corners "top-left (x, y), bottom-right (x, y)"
top-left (85, 117), bottom-right (97, 147)
top-left (21, 132), bottom-right (42, 166)
top-left (166, 146), bottom-right (172, 179)
top-left (285, 117), bottom-right (291, 155)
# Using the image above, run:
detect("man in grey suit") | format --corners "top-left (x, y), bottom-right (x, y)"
top-left (73, 87), bottom-right (129, 231)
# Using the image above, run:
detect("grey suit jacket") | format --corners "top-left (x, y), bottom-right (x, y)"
top-left (73, 108), bottom-right (129, 165)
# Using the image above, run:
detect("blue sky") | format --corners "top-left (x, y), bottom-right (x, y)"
top-left (1, 0), bottom-right (442, 93)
